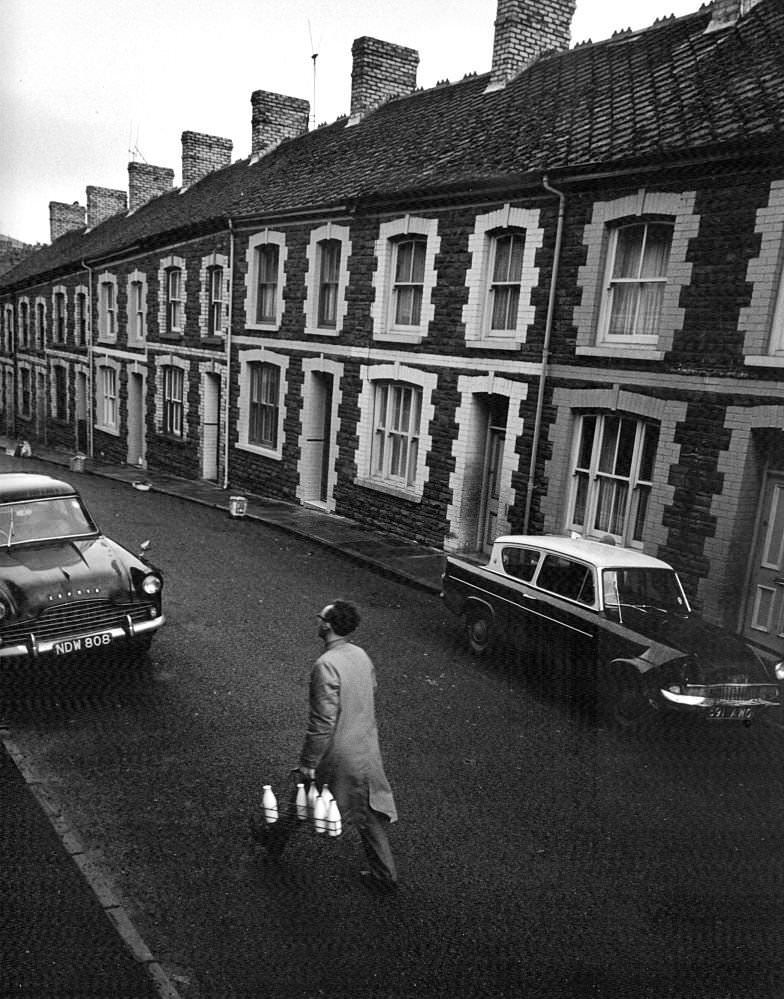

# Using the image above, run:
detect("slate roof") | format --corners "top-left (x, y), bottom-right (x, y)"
top-left (4, 0), bottom-right (784, 290)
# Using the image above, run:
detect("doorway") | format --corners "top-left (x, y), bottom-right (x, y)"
top-left (201, 372), bottom-right (221, 481)
top-left (300, 369), bottom-right (335, 508)
top-left (479, 425), bottom-right (506, 553)
top-left (126, 371), bottom-right (146, 467)
top-left (75, 371), bottom-right (87, 453)
top-left (35, 370), bottom-right (47, 444)
top-left (744, 472), bottom-right (784, 655)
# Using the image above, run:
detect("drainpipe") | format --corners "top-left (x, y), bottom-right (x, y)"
top-left (81, 260), bottom-right (95, 459)
top-left (522, 174), bottom-right (565, 535)
top-left (222, 218), bottom-right (235, 490)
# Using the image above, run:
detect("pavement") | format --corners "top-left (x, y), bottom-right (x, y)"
top-left (0, 438), bottom-right (449, 999)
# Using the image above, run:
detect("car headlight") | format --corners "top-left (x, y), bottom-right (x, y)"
top-left (141, 573), bottom-right (162, 596)
top-left (775, 661), bottom-right (784, 682)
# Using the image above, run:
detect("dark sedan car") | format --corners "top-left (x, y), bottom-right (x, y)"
top-left (442, 535), bottom-right (784, 729)
top-left (0, 473), bottom-right (164, 662)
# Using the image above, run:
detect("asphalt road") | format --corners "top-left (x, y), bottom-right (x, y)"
top-left (4, 472), bottom-right (784, 999)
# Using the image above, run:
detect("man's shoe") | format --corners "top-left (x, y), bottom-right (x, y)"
top-left (359, 870), bottom-right (398, 896)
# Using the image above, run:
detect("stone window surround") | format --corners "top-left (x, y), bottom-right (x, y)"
top-left (34, 295), bottom-right (48, 349)
top-left (199, 251), bottom-right (229, 337)
top-left (18, 297), bottom-right (31, 350)
top-left (236, 346), bottom-right (289, 461)
top-left (94, 355), bottom-right (121, 434)
top-left (303, 223), bottom-right (351, 337)
top-left (154, 353), bottom-right (189, 437)
top-left (462, 204), bottom-right (544, 350)
top-left (97, 271), bottom-right (118, 343)
top-left (542, 385), bottom-right (687, 554)
top-left (51, 286), bottom-right (68, 344)
top-left (74, 285), bottom-right (89, 346)
top-left (370, 215), bottom-right (440, 345)
top-left (355, 361), bottom-right (437, 502)
top-left (741, 179), bottom-right (784, 367)
top-left (126, 269), bottom-right (148, 345)
top-left (2, 305), bottom-right (13, 353)
top-left (574, 188), bottom-right (698, 361)
top-left (49, 357), bottom-right (69, 422)
top-left (158, 255), bottom-right (186, 336)
top-left (17, 360), bottom-right (33, 419)
top-left (244, 230), bottom-right (287, 332)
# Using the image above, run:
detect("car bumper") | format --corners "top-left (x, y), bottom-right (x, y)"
top-left (660, 687), bottom-right (779, 717)
top-left (0, 613), bottom-right (165, 659)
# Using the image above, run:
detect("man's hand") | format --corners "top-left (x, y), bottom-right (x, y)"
top-left (298, 766), bottom-right (316, 780)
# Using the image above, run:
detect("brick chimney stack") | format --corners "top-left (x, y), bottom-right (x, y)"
top-left (487, 0), bottom-right (576, 92)
top-left (181, 131), bottom-right (233, 187)
top-left (250, 91), bottom-right (310, 157)
top-left (86, 186), bottom-right (127, 228)
top-left (705, 0), bottom-right (763, 31)
top-left (128, 162), bottom-right (175, 212)
top-left (49, 201), bottom-right (86, 243)
top-left (349, 37), bottom-right (419, 123)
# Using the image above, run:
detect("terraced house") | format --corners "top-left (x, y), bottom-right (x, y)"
top-left (2, 0), bottom-right (784, 655)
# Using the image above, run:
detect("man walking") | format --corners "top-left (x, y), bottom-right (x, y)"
top-left (302, 599), bottom-right (398, 893)
top-left (257, 600), bottom-right (398, 894)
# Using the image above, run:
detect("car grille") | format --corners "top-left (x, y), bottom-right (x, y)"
top-left (705, 683), bottom-right (779, 703)
top-left (1, 599), bottom-right (155, 645)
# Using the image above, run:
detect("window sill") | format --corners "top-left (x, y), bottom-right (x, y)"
top-left (245, 320), bottom-right (280, 333)
top-left (465, 337), bottom-right (523, 352)
top-left (744, 354), bottom-right (784, 368)
top-left (200, 335), bottom-right (224, 347)
top-left (304, 325), bottom-right (339, 338)
top-left (374, 330), bottom-right (425, 345)
top-left (156, 432), bottom-right (188, 445)
top-left (159, 331), bottom-right (184, 342)
top-left (94, 424), bottom-right (120, 437)
top-left (355, 475), bottom-right (423, 503)
top-left (235, 441), bottom-right (283, 461)
top-left (576, 345), bottom-right (664, 361)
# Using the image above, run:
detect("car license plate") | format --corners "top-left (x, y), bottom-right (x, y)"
top-left (707, 705), bottom-right (753, 721)
top-left (54, 632), bottom-right (113, 655)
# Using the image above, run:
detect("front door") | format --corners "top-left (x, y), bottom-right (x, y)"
top-left (744, 472), bottom-right (784, 655)
top-left (75, 372), bottom-right (87, 453)
top-left (301, 371), bottom-right (334, 506)
top-left (201, 373), bottom-right (220, 481)
top-left (126, 372), bottom-right (145, 467)
top-left (36, 371), bottom-right (47, 444)
top-left (479, 426), bottom-right (505, 553)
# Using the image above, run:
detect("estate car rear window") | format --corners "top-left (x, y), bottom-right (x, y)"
top-left (536, 554), bottom-right (596, 605)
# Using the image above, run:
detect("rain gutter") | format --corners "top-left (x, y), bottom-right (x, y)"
top-left (223, 218), bottom-right (235, 490)
top-left (522, 174), bottom-right (565, 535)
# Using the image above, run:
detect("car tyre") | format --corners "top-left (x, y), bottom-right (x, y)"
top-left (601, 664), bottom-right (653, 732)
top-left (465, 606), bottom-right (493, 656)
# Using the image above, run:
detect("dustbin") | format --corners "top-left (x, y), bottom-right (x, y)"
top-left (70, 453), bottom-right (87, 473)
top-left (229, 495), bottom-right (247, 518)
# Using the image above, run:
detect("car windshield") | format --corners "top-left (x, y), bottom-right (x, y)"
top-left (602, 567), bottom-right (688, 614)
top-left (0, 497), bottom-right (96, 546)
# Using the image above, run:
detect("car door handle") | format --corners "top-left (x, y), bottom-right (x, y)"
top-left (522, 591), bottom-right (538, 600)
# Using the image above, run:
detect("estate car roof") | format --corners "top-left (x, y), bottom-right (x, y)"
top-left (493, 535), bottom-right (674, 571)
top-left (0, 473), bottom-right (78, 502)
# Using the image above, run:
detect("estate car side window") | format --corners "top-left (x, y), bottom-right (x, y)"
top-left (537, 555), bottom-right (595, 605)
top-left (501, 547), bottom-right (540, 582)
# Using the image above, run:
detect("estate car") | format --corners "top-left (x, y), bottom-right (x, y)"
top-left (441, 535), bottom-right (783, 728)
top-left (0, 473), bottom-right (164, 662)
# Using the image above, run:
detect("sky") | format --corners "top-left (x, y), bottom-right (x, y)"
top-left (0, 0), bottom-right (703, 246)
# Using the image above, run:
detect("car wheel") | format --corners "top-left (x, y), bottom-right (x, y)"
top-left (465, 606), bottom-right (493, 656)
top-left (601, 665), bottom-right (653, 731)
